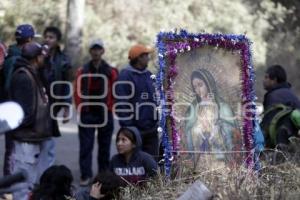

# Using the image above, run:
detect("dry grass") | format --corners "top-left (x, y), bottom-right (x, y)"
top-left (118, 151), bottom-right (300, 200)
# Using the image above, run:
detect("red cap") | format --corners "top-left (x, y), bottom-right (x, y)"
top-left (128, 44), bottom-right (153, 60)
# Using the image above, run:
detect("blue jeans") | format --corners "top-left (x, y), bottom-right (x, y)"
top-left (3, 136), bottom-right (55, 175)
top-left (3, 134), bottom-right (13, 175)
top-left (10, 139), bottom-right (53, 200)
top-left (78, 112), bottom-right (113, 179)
top-left (40, 138), bottom-right (55, 170)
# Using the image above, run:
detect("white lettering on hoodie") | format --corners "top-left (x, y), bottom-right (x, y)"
top-left (114, 167), bottom-right (145, 176)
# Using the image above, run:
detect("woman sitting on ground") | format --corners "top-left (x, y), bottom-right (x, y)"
top-left (109, 127), bottom-right (158, 185)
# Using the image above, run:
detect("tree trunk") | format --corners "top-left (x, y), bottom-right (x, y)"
top-left (65, 0), bottom-right (85, 69)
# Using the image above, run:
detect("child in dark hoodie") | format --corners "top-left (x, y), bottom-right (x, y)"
top-left (110, 127), bottom-right (158, 185)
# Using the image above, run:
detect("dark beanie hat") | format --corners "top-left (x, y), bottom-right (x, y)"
top-left (21, 42), bottom-right (48, 60)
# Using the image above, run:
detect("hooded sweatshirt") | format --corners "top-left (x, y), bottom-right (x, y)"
top-left (263, 82), bottom-right (300, 110)
top-left (109, 126), bottom-right (158, 185)
top-left (115, 65), bottom-right (158, 130)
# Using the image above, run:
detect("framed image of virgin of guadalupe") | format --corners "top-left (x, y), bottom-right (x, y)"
top-left (156, 30), bottom-right (258, 174)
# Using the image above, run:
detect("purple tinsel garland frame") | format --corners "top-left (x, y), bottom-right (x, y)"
top-left (156, 30), bottom-right (256, 176)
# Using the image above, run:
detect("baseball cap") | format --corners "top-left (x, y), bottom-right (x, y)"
top-left (128, 44), bottom-right (154, 60)
top-left (15, 24), bottom-right (36, 39)
top-left (21, 42), bottom-right (49, 59)
top-left (89, 39), bottom-right (104, 49)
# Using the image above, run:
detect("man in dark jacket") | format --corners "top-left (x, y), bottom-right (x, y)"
top-left (39, 26), bottom-right (73, 168)
top-left (74, 39), bottom-right (118, 186)
top-left (2, 24), bottom-right (36, 176)
top-left (263, 64), bottom-right (300, 110)
top-left (42, 26), bottom-right (72, 121)
top-left (262, 65), bottom-right (300, 147)
top-left (8, 42), bottom-right (53, 200)
top-left (115, 44), bottom-right (159, 159)
top-left (3, 24), bottom-right (36, 94)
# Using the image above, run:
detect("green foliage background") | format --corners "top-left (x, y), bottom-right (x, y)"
top-left (0, 0), bottom-right (299, 100)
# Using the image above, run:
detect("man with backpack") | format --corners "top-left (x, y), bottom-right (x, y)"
top-left (8, 42), bottom-right (53, 200)
top-left (3, 24), bottom-right (36, 94)
top-left (261, 65), bottom-right (300, 148)
top-left (2, 24), bottom-right (37, 176)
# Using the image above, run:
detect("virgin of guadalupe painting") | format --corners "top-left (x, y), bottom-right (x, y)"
top-left (185, 69), bottom-right (239, 159)
top-left (156, 31), bottom-right (258, 174)
top-left (172, 46), bottom-right (244, 168)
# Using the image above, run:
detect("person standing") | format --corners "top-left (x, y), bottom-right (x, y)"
top-left (40, 26), bottom-right (73, 168)
top-left (2, 24), bottom-right (36, 176)
top-left (74, 39), bottom-right (118, 186)
top-left (8, 42), bottom-right (53, 200)
top-left (115, 44), bottom-right (159, 159)
top-left (3, 24), bottom-right (36, 93)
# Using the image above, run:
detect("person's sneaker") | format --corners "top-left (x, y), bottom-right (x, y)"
top-left (79, 177), bottom-right (91, 186)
